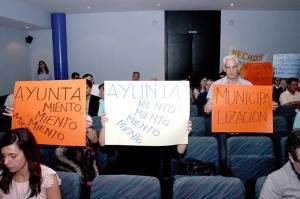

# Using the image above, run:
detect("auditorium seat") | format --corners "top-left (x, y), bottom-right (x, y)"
top-left (173, 136), bottom-right (219, 176)
top-left (226, 136), bottom-right (276, 184)
top-left (255, 176), bottom-right (267, 199)
top-left (90, 175), bottom-right (161, 199)
top-left (0, 131), bottom-right (5, 139)
top-left (190, 117), bottom-right (209, 136)
top-left (57, 171), bottom-right (81, 199)
top-left (190, 104), bottom-right (198, 117)
top-left (40, 145), bottom-right (57, 169)
top-left (173, 176), bottom-right (245, 199)
top-left (280, 136), bottom-right (288, 166)
top-left (273, 116), bottom-right (289, 135)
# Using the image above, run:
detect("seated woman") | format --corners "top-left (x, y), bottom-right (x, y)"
top-left (0, 128), bottom-right (61, 199)
top-left (55, 115), bottom-right (98, 197)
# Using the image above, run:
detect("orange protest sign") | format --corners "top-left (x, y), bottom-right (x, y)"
top-left (242, 62), bottom-right (273, 85)
top-left (211, 85), bottom-right (273, 133)
top-left (12, 80), bottom-right (86, 146)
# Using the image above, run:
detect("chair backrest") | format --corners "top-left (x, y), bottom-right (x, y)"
top-left (255, 176), bottom-right (267, 199)
top-left (90, 175), bottom-right (161, 199)
top-left (92, 116), bottom-right (102, 133)
top-left (57, 171), bottom-right (81, 199)
top-left (226, 136), bottom-right (275, 183)
top-left (190, 117), bottom-right (209, 136)
top-left (273, 116), bottom-right (288, 133)
top-left (185, 136), bottom-right (219, 171)
top-left (190, 104), bottom-right (198, 117)
top-left (280, 137), bottom-right (288, 166)
top-left (40, 146), bottom-right (57, 169)
top-left (173, 176), bottom-right (245, 199)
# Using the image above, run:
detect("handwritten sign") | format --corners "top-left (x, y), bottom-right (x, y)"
top-left (242, 62), bottom-right (273, 85)
top-left (212, 85), bottom-right (273, 133)
top-left (273, 54), bottom-right (300, 78)
top-left (105, 81), bottom-right (190, 146)
top-left (12, 80), bottom-right (86, 146)
top-left (229, 47), bottom-right (268, 66)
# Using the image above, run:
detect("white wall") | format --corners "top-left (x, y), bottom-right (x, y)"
top-left (220, 10), bottom-right (300, 70)
top-left (67, 11), bottom-right (165, 83)
top-left (0, 0), bottom-right (50, 28)
top-left (0, 26), bottom-right (32, 95)
top-left (28, 30), bottom-right (54, 80)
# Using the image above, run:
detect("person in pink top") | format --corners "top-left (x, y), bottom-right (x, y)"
top-left (0, 128), bottom-right (61, 199)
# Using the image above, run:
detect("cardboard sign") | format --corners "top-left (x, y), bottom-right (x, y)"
top-left (212, 85), bottom-right (273, 133)
top-left (105, 81), bottom-right (190, 146)
top-left (242, 62), bottom-right (273, 85)
top-left (12, 80), bottom-right (86, 146)
top-left (273, 54), bottom-right (300, 78)
top-left (229, 47), bottom-right (268, 66)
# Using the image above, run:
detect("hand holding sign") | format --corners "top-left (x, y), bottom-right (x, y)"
top-left (2, 106), bottom-right (13, 117)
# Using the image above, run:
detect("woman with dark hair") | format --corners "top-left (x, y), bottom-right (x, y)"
top-left (34, 61), bottom-right (52, 80)
top-left (0, 128), bottom-right (61, 199)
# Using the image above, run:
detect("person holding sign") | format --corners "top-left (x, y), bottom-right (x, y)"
top-left (55, 115), bottom-right (99, 197)
top-left (203, 55), bottom-right (278, 164)
top-left (0, 128), bottom-right (61, 199)
top-left (204, 55), bottom-right (278, 113)
top-left (204, 55), bottom-right (253, 113)
top-left (98, 113), bottom-right (192, 198)
top-left (260, 131), bottom-right (300, 198)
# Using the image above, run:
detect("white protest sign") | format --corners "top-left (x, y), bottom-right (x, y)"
top-left (273, 54), bottom-right (300, 78)
top-left (105, 81), bottom-right (190, 146)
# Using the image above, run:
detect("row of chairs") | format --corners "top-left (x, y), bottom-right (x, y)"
top-left (54, 172), bottom-right (264, 199)
top-left (181, 136), bottom-right (288, 184)
top-left (92, 175), bottom-right (246, 199)
top-left (190, 115), bottom-right (289, 137)
top-left (40, 135), bottom-right (287, 187)
top-left (39, 136), bottom-right (282, 198)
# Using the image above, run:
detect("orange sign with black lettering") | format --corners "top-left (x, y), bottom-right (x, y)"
top-left (242, 62), bottom-right (273, 85)
top-left (12, 80), bottom-right (86, 146)
top-left (212, 85), bottom-right (273, 133)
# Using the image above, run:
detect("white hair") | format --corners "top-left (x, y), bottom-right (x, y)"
top-left (222, 55), bottom-right (239, 65)
top-left (222, 55), bottom-right (241, 73)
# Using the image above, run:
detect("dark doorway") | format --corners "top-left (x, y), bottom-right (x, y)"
top-left (165, 11), bottom-right (221, 87)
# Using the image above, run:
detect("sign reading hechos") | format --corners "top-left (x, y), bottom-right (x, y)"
top-left (104, 81), bottom-right (190, 146)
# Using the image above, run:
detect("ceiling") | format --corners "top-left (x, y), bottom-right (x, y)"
top-left (1, 0), bottom-right (299, 30)
top-left (15, 0), bottom-right (300, 13)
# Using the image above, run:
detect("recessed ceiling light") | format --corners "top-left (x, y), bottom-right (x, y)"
top-left (156, 3), bottom-right (161, 7)
top-left (87, 6), bottom-right (91, 9)
top-left (25, 26), bottom-right (29, 29)
top-left (230, 3), bottom-right (235, 7)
